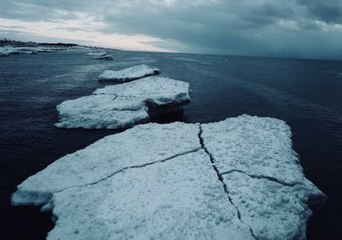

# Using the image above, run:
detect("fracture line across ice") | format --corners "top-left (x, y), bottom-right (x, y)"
top-left (12, 115), bottom-right (326, 240)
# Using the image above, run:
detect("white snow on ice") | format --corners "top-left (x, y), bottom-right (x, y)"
top-left (223, 172), bottom-right (324, 240)
top-left (0, 46), bottom-right (19, 56)
top-left (0, 46), bottom-right (61, 56)
top-left (11, 122), bottom-right (200, 205)
top-left (86, 50), bottom-right (113, 60)
top-left (201, 115), bottom-right (305, 185)
top-left (12, 116), bottom-right (326, 240)
top-left (98, 64), bottom-right (160, 82)
top-left (48, 150), bottom-right (254, 240)
top-left (86, 50), bottom-right (108, 57)
top-left (55, 76), bottom-right (191, 129)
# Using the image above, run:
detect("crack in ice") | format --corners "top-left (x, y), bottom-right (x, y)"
top-left (84, 147), bottom-right (202, 187)
top-left (48, 147), bottom-right (203, 196)
top-left (198, 124), bottom-right (257, 240)
top-left (220, 169), bottom-right (300, 187)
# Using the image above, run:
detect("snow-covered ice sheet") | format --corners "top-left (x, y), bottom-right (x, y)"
top-left (48, 150), bottom-right (253, 240)
top-left (98, 64), bottom-right (160, 82)
top-left (12, 116), bottom-right (326, 239)
top-left (12, 122), bottom-right (200, 205)
top-left (55, 76), bottom-right (191, 129)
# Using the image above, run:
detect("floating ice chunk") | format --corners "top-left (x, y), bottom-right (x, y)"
top-left (12, 116), bottom-right (325, 239)
top-left (86, 50), bottom-right (108, 57)
top-left (55, 76), bottom-right (191, 129)
top-left (12, 122), bottom-right (201, 206)
top-left (17, 47), bottom-right (58, 53)
top-left (85, 50), bottom-right (113, 60)
top-left (94, 54), bottom-right (113, 60)
top-left (0, 46), bottom-right (60, 56)
top-left (98, 64), bottom-right (161, 82)
top-left (0, 46), bottom-right (19, 56)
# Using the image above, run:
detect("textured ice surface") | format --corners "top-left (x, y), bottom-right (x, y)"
top-left (48, 151), bottom-right (254, 240)
top-left (201, 115), bottom-right (305, 185)
top-left (98, 64), bottom-right (160, 82)
top-left (55, 76), bottom-right (191, 129)
top-left (223, 172), bottom-right (325, 240)
top-left (12, 122), bottom-right (200, 205)
top-left (12, 116), bottom-right (326, 239)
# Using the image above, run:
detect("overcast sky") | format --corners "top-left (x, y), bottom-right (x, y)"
top-left (0, 0), bottom-right (341, 59)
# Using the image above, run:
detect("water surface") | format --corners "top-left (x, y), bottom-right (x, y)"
top-left (0, 50), bottom-right (341, 239)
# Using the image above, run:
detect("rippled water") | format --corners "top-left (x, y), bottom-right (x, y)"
top-left (0, 50), bottom-right (341, 239)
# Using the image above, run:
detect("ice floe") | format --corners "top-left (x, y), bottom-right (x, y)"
top-left (86, 50), bottom-right (113, 60)
top-left (0, 46), bottom-right (19, 56)
top-left (12, 115), bottom-right (326, 240)
top-left (0, 46), bottom-right (61, 56)
top-left (86, 50), bottom-right (108, 57)
top-left (94, 54), bottom-right (113, 60)
top-left (55, 76), bottom-right (191, 129)
top-left (98, 64), bottom-right (160, 82)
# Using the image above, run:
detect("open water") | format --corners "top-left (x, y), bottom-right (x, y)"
top-left (0, 50), bottom-right (341, 239)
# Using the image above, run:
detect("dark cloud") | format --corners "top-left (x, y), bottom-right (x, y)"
top-left (298, 0), bottom-right (342, 23)
top-left (0, 0), bottom-right (341, 59)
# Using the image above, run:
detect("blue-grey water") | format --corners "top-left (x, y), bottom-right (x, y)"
top-left (0, 50), bottom-right (341, 239)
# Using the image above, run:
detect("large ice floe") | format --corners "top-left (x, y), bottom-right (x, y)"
top-left (12, 115), bottom-right (325, 240)
top-left (98, 64), bottom-right (161, 82)
top-left (55, 76), bottom-right (191, 129)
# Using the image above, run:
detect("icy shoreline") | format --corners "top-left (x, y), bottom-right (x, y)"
top-left (12, 115), bottom-right (326, 240)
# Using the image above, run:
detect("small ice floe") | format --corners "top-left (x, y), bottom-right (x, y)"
top-left (94, 54), bottom-right (113, 60)
top-left (98, 64), bottom-right (161, 82)
top-left (15, 47), bottom-right (39, 54)
top-left (54, 76), bottom-right (191, 129)
top-left (12, 115), bottom-right (326, 240)
top-left (86, 50), bottom-right (108, 56)
top-left (0, 46), bottom-right (60, 56)
top-left (0, 46), bottom-right (19, 56)
top-left (86, 50), bottom-right (113, 60)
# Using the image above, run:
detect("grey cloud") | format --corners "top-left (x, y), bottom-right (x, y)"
top-left (1, 0), bottom-right (341, 59)
top-left (298, 0), bottom-right (342, 23)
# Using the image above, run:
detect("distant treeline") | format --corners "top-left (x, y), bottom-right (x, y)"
top-left (0, 38), bottom-right (79, 47)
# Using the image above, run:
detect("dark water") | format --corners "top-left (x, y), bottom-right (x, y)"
top-left (0, 50), bottom-right (341, 239)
